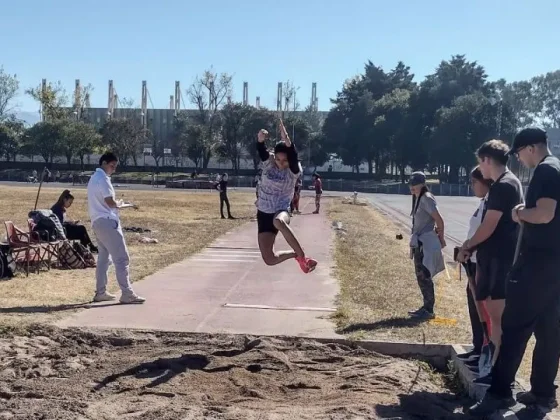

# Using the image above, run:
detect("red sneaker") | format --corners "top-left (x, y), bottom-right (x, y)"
top-left (296, 257), bottom-right (317, 273)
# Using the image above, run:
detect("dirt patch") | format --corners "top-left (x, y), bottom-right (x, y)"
top-left (0, 326), bottom-right (473, 419)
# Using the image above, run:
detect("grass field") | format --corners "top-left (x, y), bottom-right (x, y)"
top-left (0, 186), bottom-right (256, 329)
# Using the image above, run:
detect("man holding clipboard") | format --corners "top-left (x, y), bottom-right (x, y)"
top-left (87, 152), bottom-right (145, 304)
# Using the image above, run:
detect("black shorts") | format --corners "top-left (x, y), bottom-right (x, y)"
top-left (257, 210), bottom-right (289, 234)
top-left (475, 253), bottom-right (512, 301)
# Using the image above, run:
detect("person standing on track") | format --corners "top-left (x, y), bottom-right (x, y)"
top-left (408, 172), bottom-right (446, 320)
top-left (255, 121), bottom-right (317, 273)
top-left (470, 128), bottom-right (560, 415)
top-left (290, 173), bottom-right (302, 215)
top-left (87, 152), bottom-right (145, 305)
top-left (461, 140), bottom-right (523, 386)
top-left (312, 173), bottom-right (323, 214)
top-left (456, 167), bottom-right (493, 367)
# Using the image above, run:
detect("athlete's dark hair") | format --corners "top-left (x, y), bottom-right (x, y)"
top-left (470, 165), bottom-right (493, 187)
top-left (274, 142), bottom-right (289, 155)
top-left (411, 185), bottom-right (430, 216)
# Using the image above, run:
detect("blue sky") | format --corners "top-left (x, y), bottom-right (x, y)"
top-left (2, 0), bottom-right (559, 115)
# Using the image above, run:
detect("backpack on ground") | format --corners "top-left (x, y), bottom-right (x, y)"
top-left (58, 241), bottom-right (96, 269)
top-left (0, 244), bottom-right (14, 279)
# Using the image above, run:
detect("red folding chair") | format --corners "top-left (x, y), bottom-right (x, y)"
top-left (4, 221), bottom-right (45, 276)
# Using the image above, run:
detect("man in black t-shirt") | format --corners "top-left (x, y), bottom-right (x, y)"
top-left (470, 128), bottom-right (560, 415)
top-left (463, 140), bottom-right (524, 385)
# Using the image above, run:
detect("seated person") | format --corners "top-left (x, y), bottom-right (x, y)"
top-left (51, 190), bottom-right (98, 253)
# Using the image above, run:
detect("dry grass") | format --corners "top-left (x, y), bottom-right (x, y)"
top-left (0, 185), bottom-right (256, 328)
top-left (328, 199), bottom-right (471, 344)
top-left (328, 198), bottom-right (538, 381)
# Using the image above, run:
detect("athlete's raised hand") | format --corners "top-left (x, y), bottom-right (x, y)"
top-left (279, 119), bottom-right (291, 147)
top-left (257, 129), bottom-right (269, 143)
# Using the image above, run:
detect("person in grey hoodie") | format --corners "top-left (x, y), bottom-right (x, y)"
top-left (408, 172), bottom-right (446, 319)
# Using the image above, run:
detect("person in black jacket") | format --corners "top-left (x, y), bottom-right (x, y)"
top-left (51, 190), bottom-right (98, 252)
top-left (216, 173), bottom-right (234, 219)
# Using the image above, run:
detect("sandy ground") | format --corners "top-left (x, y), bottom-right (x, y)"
top-left (0, 326), bottom-right (474, 420)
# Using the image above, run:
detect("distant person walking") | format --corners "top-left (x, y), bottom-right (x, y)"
top-left (290, 174), bottom-right (302, 215)
top-left (216, 173), bottom-right (234, 219)
top-left (87, 152), bottom-right (145, 304)
top-left (312, 173), bottom-right (323, 214)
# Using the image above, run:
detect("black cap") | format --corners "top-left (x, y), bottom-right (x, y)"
top-left (409, 171), bottom-right (426, 186)
top-left (509, 128), bottom-right (548, 155)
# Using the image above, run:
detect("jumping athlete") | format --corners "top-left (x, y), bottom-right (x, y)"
top-left (256, 120), bottom-right (317, 273)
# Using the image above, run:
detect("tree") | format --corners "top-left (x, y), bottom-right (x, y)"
top-left (187, 68), bottom-right (233, 168)
top-left (26, 81), bottom-right (70, 122)
top-left (495, 79), bottom-right (536, 128)
top-left (0, 67), bottom-right (19, 121)
top-left (100, 118), bottom-right (146, 167)
top-left (62, 121), bottom-right (101, 167)
top-left (240, 107), bottom-right (276, 169)
top-left (0, 118), bottom-right (24, 161)
top-left (431, 92), bottom-right (517, 183)
top-left (373, 88), bottom-right (413, 183)
top-left (22, 122), bottom-right (65, 164)
top-left (531, 70), bottom-right (560, 128)
top-left (218, 102), bottom-right (251, 172)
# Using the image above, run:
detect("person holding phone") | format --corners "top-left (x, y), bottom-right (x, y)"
top-left (255, 120), bottom-right (317, 273)
top-left (51, 189), bottom-right (98, 253)
top-left (87, 152), bottom-right (145, 304)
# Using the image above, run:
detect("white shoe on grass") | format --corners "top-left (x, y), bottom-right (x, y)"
top-left (120, 293), bottom-right (146, 304)
top-left (93, 292), bottom-right (117, 302)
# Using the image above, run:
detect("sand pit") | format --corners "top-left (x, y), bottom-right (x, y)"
top-left (0, 327), bottom-right (473, 419)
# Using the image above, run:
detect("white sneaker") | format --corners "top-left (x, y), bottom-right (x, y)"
top-left (93, 292), bottom-right (117, 302)
top-left (119, 293), bottom-right (146, 304)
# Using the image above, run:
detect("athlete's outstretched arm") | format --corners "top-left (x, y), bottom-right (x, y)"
top-left (278, 119), bottom-right (299, 175)
top-left (256, 129), bottom-right (271, 162)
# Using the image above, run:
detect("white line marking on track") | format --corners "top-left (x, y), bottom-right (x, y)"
top-left (223, 303), bottom-right (336, 312)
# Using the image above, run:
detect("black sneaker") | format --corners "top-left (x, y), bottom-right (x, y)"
top-left (468, 393), bottom-right (516, 416)
top-left (457, 350), bottom-right (480, 361)
top-left (464, 357), bottom-right (480, 372)
top-left (408, 308), bottom-right (435, 320)
top-left (408, 307), bottom-right (425, 316)
top-left (516, 391), bottom-right (558, 409)
top-left (473, 374), bottom-right (492, 387)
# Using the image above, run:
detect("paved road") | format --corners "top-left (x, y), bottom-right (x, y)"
top-left (365, 194), bottom-right (480, 258)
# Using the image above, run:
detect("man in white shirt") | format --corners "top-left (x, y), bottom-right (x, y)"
top-left (87, 152), bottom-right (145, 304)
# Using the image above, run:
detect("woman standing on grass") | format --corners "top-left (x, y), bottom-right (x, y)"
top-left (408, 172), bottom-right (446, 320)
top-left (256, 120), bottom-right (317, 273)
top-left (312, 173), bottom-right (323, 214)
